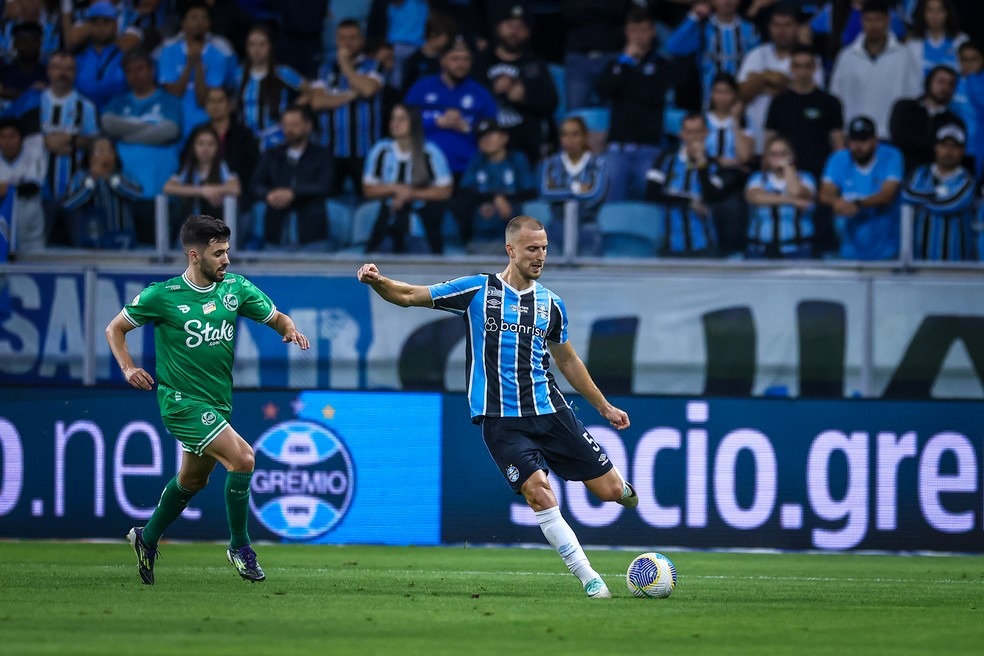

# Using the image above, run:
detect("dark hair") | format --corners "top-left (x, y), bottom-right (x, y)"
top-left (11, 21), bottom-right (43, 39)
top-left (239, 26), bottom-right (287, 126)
top-left (924, 64), bottom-right (958, 93)
top-left (282, 103), bottom-right (313, 124)
top-left (770, 4), bottom-right (800, 21)
top-left (506, 215), bottom-right (545, 237)
top-left (180, 214), bottom-right (230, 249)
top-left (0, 117), bottom-right (23, 136)
top-left (179, 124), bottom-right (223, 185)
top-left (911, 0), bottom-right (962, 40)
top-left (180, 0), bottom-right (211, 22)
top-left (626, 7), bottom-right (651, 24)
top-left (336, 18), bottom-right (362, 32)
top-left (790, 43), bottom-right (818, 59)
top-left (860, 0), bottom-right (890, 15)
top-left (710, 72), bottom-right (738, 91)
top-left (958, 40), bottom-right (982, 55)
top-left (561, 115), bottom-right (588, 134)
top-left (81, 136), bottom-right (122, 172)
top-left (682, 112), bottom-right (708, 129)
top-left (121, 48), bottom-right (153, 70)
top-left (425, 11), bottom-right (457, 40)
top-left (47, 49), bottom-right (75, 63)
top-left (390, 103), bottom-right (431, 187)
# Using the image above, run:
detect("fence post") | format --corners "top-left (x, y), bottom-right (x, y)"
top-left (154, 194), bottom-right (168, 260)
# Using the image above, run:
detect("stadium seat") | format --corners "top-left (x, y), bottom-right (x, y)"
top-left (327, 199), bottom-right (354, 248)
top-left (521, 200), bottom-right (552, 226)
top-left (349, 200), bottom-right (382, 251)
top-left (548, 64), bottom-right (566, 124)
top-left (597, 202), bottom-right (661, 258)
top-left (663, 107), bottom-right (686, 137)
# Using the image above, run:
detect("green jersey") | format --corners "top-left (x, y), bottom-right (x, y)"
top-left (123, 271), bottom-right (276, 412)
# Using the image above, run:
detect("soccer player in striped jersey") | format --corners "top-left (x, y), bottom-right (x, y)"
top-left (901, 123), bottom-right (978, 261)
top-left (106, 215), bottom-right (310, 585)
top-left (357, 215), bottom-right (638, 599)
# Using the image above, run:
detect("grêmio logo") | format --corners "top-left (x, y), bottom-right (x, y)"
top-left (184, 319), bottom-right (235, 348)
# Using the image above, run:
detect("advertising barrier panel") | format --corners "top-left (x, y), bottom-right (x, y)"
top-left (0, 388), bottom-right (441, 545)
top-left (4, 270), bottom-right (984, 399)
top-left (441, 395), bottom-right (983, 553)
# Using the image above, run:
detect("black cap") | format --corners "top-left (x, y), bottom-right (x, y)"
top-left (439, 34), bottom-right (471, 57)
top-left (475, 118), bottom-right (503, 137)
top-left (847, 116), bottom-right (876, 141)
top-left (500, 5), bottom-right (529, 24)
top-left (935, 123), bottom-right (966, 145)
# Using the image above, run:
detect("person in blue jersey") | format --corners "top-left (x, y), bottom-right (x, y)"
top-left (888, 65), bottom-right (963, 175)
top-left (664, 0), bottom-right (760, 103)
top-left (539, 115), bottom-right (609, 257)
top-left (234, 26), bottom-right (304, 152)
top-left (745, 136), bottom-right (818, 258)
top-left (901, 123), bottom-right (978, 261)
top-left (362, 103), bottom-right (453, 254)
top-left (164, 123), bottom-right (240, 231)
top-left (356, 214), bottom-right (638, 600)
top-left (60, 136), bottom-right (143, 248)
top-left (156, 1), bottom-right (236, 140)
top-left (1, 51), bottom-right (99, 202)
top-left (0, 0), bottom-right (62, 65)
top-left (705, 74), bottom-right (754, 170)
top-left (73, 3), bottom-right (129, 112)
top-left (455, 118), bottom-right (536, 254)
top-left (101, 48), bottom-right (183, 200)
top-left (62, 0), bottom-right (144, 53)
top-left (953, 41), bottom-right (984, 177)
top-left (906, 0), bottom-right (968, 74)
top-left (308, 19), bottom-right (384, 198)
top-left (819, 115), bottom-right (904, 259)
top-left (646, 113), bottom-right (730, 257)
top-left (404, 35), bottom-right (497, 178)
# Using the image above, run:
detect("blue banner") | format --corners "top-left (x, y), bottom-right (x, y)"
top-left (0, 388), bottom-right (441, 545)
top-left (441, 396), bottom-right (984, 553)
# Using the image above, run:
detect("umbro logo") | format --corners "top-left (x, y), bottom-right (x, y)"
top-left (177, 304), bottom-right (191, 313)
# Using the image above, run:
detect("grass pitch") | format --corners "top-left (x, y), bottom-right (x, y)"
top-left (0, 542), bottom-right (980, 656)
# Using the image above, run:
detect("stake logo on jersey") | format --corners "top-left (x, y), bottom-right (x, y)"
top-left (250, 419), bottom-right (355, 540)
top-left (428, 273), bottom-right (569, 420)
top-left (183, 318), bottom-right (235, 348)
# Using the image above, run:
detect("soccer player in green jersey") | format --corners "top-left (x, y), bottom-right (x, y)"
top-left (105, 215), bottom-right (310, 585)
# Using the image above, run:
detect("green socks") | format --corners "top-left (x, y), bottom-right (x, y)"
top-left (143, 477), bottom-right (196, 547)
top-left (225, 471), bottom-right (254, 549)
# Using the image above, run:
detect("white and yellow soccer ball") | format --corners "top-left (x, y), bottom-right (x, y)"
top-left (626, 552), bottom-right (677, 599)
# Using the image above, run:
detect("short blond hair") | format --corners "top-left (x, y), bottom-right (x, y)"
top-left (505, 215), bottom-right (545, 240)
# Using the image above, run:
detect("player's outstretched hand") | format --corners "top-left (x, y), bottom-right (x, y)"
top-left (357, 263), bottom-right (381, 284)
top-left (603, 405), bottom-right (630, 430)
top-left (123, 366), bottom-right (154, 391)
top-left (283, 330), bottom-right (310, 350)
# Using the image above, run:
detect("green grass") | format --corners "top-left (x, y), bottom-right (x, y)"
top-left (0, 542), bottom-right (981, 656)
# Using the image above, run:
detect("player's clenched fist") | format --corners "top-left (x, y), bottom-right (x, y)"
top-left (357, 263), bottom-right (382, 283)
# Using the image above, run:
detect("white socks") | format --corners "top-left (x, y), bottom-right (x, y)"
top-left (535, 506), bottom-right (600, 586)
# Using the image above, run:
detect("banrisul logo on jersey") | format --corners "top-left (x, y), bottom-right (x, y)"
top-left (249, 420), bottom-right (355, 541)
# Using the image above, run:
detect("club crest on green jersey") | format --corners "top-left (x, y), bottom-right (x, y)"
top-left (222, 293), bottom-right (239, 311)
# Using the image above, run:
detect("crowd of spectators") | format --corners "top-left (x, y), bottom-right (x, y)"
top-left (0, 0), bottom-right (982, 263)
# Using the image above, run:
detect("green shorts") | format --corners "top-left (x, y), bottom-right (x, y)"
top-left (158, 384), bottom-right (231, 456)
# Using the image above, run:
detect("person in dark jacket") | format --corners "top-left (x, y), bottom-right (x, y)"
top-left (596, 7), bottom-right (691, 202)
top-left (889, 64), bottom-right (964, 175)
top-left (472, 5), bottom-right (558, 167)
top-left (250, 105), bottom-right (333, 250)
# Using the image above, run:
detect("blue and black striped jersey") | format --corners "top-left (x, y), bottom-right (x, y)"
top-left (428, 273), bottom-right (570, 421)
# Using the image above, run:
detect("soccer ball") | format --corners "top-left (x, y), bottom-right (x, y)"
top-left (626, 552), bottom-right (677, 599)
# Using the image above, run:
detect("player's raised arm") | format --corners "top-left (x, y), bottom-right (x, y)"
top-left (267, 311), bottom-right (311, 350)
top-left (356, 263), bottom-right (434, 308)
top-left (548, 340), bottom-right (630, 430)
top-left (105, 312), bottom-right (155, 391)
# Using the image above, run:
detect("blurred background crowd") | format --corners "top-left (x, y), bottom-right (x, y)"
top-left (0, 0), bottom-right (982, 262)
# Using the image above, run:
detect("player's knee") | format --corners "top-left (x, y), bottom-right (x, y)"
top-left (522, 478), bottom-right (556, 511)
top-left (232, 445), bottom-right (255, 473)
top-left (178, 473), bottom-right (209, 492)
